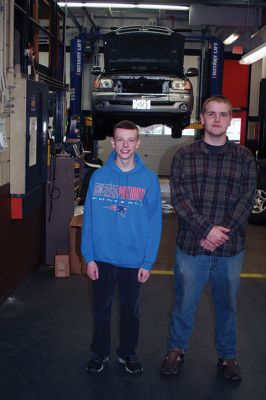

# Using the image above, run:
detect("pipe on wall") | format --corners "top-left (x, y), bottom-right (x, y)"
top-left (8, 0), bottom-right (14, 73)
top-left (0, 0), bottom-right (7, 101)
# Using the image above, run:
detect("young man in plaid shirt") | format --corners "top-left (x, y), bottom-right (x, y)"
top-left (161, 95), bottom-right (257, 381)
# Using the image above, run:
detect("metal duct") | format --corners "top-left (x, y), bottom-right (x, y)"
top-left (189, 4), bottom-right (262, 27)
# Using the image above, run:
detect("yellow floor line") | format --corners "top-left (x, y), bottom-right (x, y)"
top-left (240, 273), bottom-right (266, 278)
top-left (151, 270), bottom-right (266, 278)
top-left (152, 270), bottom-right (173, 275)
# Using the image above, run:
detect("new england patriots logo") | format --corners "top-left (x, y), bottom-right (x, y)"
top-left (104, 205), bottom-right (129, 217)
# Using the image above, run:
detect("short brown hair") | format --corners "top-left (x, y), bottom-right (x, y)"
top-left (201, 95), bottom-right (232, 115)
top-left (113, 120), bottom-right (139, 138)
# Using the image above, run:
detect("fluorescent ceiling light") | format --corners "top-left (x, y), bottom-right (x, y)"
top-left (223, 33), bottom-right (240, 45)
top-left (58, 2), bottom-right (134, 7)
top-left (57, 2), bottom-right (189, 11)
top-left (239, 42), bottom-right (266, 65)
top-left (137, 4), bottom-right (188, 10)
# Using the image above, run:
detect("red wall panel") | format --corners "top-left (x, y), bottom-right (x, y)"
top-left (222, 60), bottom-right (249, 108)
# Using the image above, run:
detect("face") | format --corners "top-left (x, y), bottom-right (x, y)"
top-left (111, 127), bottom-right (140, 162)
top-left (200, 101), bottom-right (232, 142)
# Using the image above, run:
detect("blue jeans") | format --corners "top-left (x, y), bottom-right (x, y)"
top-left (168, 247), bottom-right (245, 359)
top-left (91, 262), bottom-right (141, 358)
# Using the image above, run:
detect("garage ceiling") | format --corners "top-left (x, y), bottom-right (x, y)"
top-left (57, 1), bottom-right (266, 53)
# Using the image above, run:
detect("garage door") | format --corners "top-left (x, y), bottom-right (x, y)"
top-left (97, 130), bottom-right (194, 176)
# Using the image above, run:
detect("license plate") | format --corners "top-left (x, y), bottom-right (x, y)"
top-left (133, 99), bottom-right (151, 110)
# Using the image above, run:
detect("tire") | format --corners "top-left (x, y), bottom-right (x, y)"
top-left (92, 119), bottom-right (107, 140)
top-left (171, 127), bottom-right (183, 138)
top-left (92, 115), bottom-right (113, 140)
top-left (248, 185), bottom-right (266, 224)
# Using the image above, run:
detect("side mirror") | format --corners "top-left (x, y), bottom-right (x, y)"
top-left (186, 67), bottom-right (198, 77)
top-left (91, 66), bottom-right (102, 75)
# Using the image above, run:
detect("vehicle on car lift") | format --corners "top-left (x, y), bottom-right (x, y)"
top-left (249, 157), bottom-right (266, 224)
top-left (91, 25), bottom-right (198, 140)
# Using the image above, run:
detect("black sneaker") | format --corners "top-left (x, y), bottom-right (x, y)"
top-left (86, 355), bottom-right (109, 373)
top-left (160, 348), bottom-right (185, 375)
top-left (217, 358), bottom-right (242, 381)
top-left (118, 355), bottom-right (143, 374)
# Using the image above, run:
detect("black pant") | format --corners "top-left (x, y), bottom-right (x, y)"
top-left (91, 262), bottom-right (141, 358)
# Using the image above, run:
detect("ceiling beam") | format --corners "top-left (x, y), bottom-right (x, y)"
top-left (82, 7), bottom-right (97, 30)
top-left (68, 9), bottom-right (83, 32)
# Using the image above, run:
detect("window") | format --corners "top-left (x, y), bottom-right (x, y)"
top-left (226, 118), bottom-right (241, 142)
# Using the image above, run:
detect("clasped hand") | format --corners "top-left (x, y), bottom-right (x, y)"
top-left (200, 225), bottom-right (230, 252)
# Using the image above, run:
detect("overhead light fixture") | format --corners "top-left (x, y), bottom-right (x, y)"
top-left (137, 4), bottom-right (188, 11)
top-left (250, 25), bottom-right (266, 39)
top-left (223, 33), bottom-right (240, 45)
top-left (239, 42), bottom-right (266, 65)
top-left (57, 2), bottom-right (189, 11)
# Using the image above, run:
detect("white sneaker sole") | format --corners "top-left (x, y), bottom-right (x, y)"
top-left (118, 357), bottom-right (143, 374)
top-left (86, 356), bottom-right (109, 373)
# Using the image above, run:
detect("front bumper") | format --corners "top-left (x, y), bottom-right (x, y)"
top-left (92, 92), bottom-right (193, 115)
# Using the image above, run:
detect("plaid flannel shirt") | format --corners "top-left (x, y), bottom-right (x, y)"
top-left (170, 139), bottom-right (257, 256)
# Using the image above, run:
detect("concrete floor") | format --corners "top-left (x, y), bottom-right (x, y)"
top-left (0, 216), bottom-right (266, 400)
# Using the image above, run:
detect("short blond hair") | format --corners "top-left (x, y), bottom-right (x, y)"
top-left (202, 95), bottom-right (232, 115)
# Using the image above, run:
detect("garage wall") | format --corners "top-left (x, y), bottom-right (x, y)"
top-left (97, 134), bottom-right (194, 176)
top-left (0, 184), bottom-right (45, 303)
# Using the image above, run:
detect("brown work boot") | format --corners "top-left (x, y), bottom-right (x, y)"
top-left (160, 348), bottom-right (184, 375)
top-left (217, 358), bottom-right (242, 381)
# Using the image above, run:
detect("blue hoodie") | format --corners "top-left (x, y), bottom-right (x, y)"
top-left (81, 151), bottom-right (162, 270)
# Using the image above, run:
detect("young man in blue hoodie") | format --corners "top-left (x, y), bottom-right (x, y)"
top-left (81, 120), bottom-right (162, 374)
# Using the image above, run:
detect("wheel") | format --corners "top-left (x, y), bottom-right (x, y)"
top-left (171, 127), bottom-right (182, 138)
top-left (92, 115), bottom-right (113, 140)
top-left (249, 185), bottom-right (266, 224)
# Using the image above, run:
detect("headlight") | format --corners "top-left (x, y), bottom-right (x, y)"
top-left (94, 78), bottom-right (114, 89)
top-left (171, 80), bottom-right (184, 90)
top-left (171, 79), bottom-right (192, 90)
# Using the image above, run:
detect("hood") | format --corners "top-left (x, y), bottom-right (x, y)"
top-left (107, 150), bottom-right (145, 175)
top-left (103, 28), bottom-right (185, 75)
